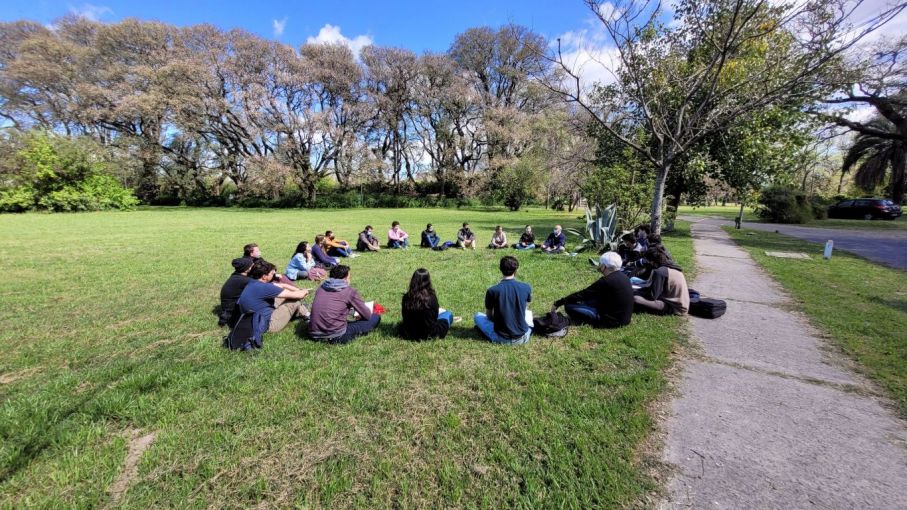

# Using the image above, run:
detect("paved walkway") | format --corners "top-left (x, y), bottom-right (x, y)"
top-left (659, 217), bottom-right (907, 509)
top-left (739, 219), bottom-right (907, 270)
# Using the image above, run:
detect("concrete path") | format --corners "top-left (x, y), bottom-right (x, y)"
top-left (739, 219), bottom-right (907, 270)
top-left (659, 217), bottom-right (907, 509)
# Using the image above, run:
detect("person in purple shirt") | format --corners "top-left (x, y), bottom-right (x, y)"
top-left (312, 234), bottom-right (339, 268)
top-left (308, 265), bottom-right (380, 344)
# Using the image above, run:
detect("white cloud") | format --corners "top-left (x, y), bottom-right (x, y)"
top-left (845, 105), bottom-right (877, 123)
top-left (272, 16), bottom-right (287, 37)
top-left (68, 3), bottom-right (112, 22)
top-left (552, 22), bottom-right (621, 95)
top-left (306, 24), bottom-right (374, 58)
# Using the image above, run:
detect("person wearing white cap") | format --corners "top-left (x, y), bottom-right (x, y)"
top-left (551, 251), bottom-right (634, 328)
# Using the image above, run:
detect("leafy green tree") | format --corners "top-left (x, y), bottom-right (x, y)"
top-left (842, 117), bottom-right (905, 201)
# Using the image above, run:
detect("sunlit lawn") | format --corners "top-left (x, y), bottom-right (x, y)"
top-left (680, 204), bottom-right (907, 231)
top-left (0, 207), bottom-right (693, 509)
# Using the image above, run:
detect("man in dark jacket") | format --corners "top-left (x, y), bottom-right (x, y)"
top-left (357, 225), bottom-right (381, 252)
top-left (421, 223), bottom-right (441, 248)
top-left (541, 225), bottom-right (567, 253)
top-left (218, 257), bottom-right (254, 327)
top-left (552, 252), bottom-right (634, 328)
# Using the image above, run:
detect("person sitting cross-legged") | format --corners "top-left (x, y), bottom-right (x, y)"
top-left (388, 221), bottom-right (410, 249)
top-left (512, 225), bottom-right (535, 250)
top-left (540, 225), bottom-right (567, 254)
top-left (457, 222), bottom-right (477, 250)
top-left (488, 225), bottom-right (508, 249)
top-left (633, 248), bottom-right (689, 315)
top-left (421, 223), bottom-right (441, 248)
top-left (231, 260), bottom-right (310, 350)
top-left (474, 256), bottom-right (533, 345)
top-left (357, 225), bottom-right (381, 252)
top-left (308, 265), bottom-right (381, 344)
top-left (399, 268), bottom-right (458, 340)
top-left (552, 252), bottom-right (633, 328)
top-left (325, 230), bottom-right (355, 258)
top-left (312, 234), bottom-right (339, 269)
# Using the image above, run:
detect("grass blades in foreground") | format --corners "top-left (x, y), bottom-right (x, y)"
top-left (726, 227), bottom-right (907, 417)
top-left (0, 208), bottom-right (692, 509)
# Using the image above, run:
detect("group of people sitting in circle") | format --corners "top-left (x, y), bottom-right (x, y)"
top-left (354, 221), bottom-right (569, 253)
top-left (217, 222), bottom-right (688, 350)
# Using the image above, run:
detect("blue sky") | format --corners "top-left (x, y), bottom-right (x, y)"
top-left (0, 1), bottom-right (597, 54)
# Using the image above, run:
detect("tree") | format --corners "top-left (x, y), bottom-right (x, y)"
top-left (820, 36), bottom-right (907, 203)
top-left (545, 0), bottom-right (903, 233)
top-left (842, 116), bottom-right (905, 199)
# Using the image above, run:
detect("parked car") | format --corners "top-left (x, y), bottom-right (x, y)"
top-left (827, 198), bottom-right (903, 220)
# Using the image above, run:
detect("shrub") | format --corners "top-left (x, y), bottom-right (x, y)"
top-left (757, 185), bottom-right (812, 223)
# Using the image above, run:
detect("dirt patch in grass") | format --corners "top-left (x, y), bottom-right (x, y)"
top-left (0, 367), bottom-right (42, 385)
top-left (106, 430), bottom-right (157, 508)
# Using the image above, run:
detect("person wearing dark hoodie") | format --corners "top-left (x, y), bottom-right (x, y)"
top-left (308, 265), bottom-right (380, 344)
top-left (218, 257), bottom-right (254, 327)
top-left (421, 223), bottom-right (441, 248)
top-left (357, 225), bottom-right (381, 252)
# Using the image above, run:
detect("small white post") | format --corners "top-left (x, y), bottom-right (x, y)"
top-left (823, 240), bottom-right (834, 260)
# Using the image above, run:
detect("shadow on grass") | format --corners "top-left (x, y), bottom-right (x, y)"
top-left (869, 296), bottom-right (907, 314)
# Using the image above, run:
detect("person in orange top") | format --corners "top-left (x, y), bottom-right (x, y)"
top-left (325, 230), bottom-right (355, 258)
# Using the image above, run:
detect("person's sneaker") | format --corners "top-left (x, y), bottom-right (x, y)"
top-left (453, 316), bottom-right (463, 323)
top-left (348, 253), bottom-right (359, 258)
top-left (588, 257), bottom-right (599, 267)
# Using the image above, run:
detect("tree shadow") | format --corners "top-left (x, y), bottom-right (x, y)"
top-left (868, 296), bottom-right (907, 314)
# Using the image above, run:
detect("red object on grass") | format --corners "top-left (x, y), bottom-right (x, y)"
top-left (373, 303), bottom-right (386, 315)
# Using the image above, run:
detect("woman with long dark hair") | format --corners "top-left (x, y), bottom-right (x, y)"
top-left (399, 268), bottom-right (456, 340)
top-left (285, 241), bottom-right (326, 281)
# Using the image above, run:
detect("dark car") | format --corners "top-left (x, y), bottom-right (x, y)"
top-left (828, 198), bottom-right (902, 220)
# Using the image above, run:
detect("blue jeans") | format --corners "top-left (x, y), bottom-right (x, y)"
top-left (473, 312), bottom-right (531, 345)
top-left (328, 314), bottom-right (381, 344)
top-left (388, 238), bottom-right (410, 249)
top-left (564, 302), bottom-right (601, 325)
top-left (438, 310), bottom-right (454, 327)
top-left (513, 243), bottom-right (536, 250)
top-left (328, 246), bottom-right (352, 257)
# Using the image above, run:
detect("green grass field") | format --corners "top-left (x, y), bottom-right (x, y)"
top-left (726, 227), bottom-right (907, 417)
top-left (0, 208), bottom-right (693, 509)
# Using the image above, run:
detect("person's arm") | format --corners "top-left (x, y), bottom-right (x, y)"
top-left (399, 229), bottom-right (408, 239)
top-left (457, 229), bottom-right (465, 242)
top-left (388, 229), bottom-right (399, 241)
top-left (553, 280), bottom-right (602, 307)
top-left (348, 289), bottom-right (372, 321)
top-left (557, 233), bottom-right (566, 248)
top-left (500, 232), bottom-right (507, 245)
top-left (484, 289), bottom-right (494, 319)
top-left (277, 287), bottom-right (309, 300)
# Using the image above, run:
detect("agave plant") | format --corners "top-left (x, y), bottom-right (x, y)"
top-left (567, 203), bottom-right (620, 253)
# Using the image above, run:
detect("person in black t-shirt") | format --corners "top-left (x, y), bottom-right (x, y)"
top-left (219, 257), bottom-right (254, 327)
top-left (552, 252), bottom-right (634, 328)
top-left (399, 268), bottom-right (457, 340)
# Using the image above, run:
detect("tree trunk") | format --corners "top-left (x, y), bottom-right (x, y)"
top-left (891, 144), bottom-right (906, 205)
top-left (649, 162), bottom-right (670, 235)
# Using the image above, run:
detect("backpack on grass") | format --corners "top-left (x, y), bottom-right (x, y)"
top-left (222, 312), bottom-right (260, 351)
top-left (533, 311), bottom-right (569, 337)
top-left (689, 298), bottom-right (727, 319)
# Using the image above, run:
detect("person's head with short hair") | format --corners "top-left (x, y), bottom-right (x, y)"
top-left (635, 224), bottom-right (651, 236)
top-left (495, 225), bottom-right (502, 233)
top-left (648, 234), bottom-right (663, 247)
top-left (645, 246), bottom-right (670, 268)
top-left (243, 243), bottom-right (260, 259)
top-left (553, 224), bottom-right (562, 234)
top-left (599, 252), bottom-right (622, 274)
top-left (391, 221), bottom-right (400, 228)
top-left (426, 223), bottom-right (433, 231)
top-left (462, 222), bottom-right (470, 228)
top-left (499, 256), bottom-right (519, 277)
top-left (314, 234), bottom-right (326, 246)
top-left (231, 257), bottom-right (254, 275)
top-left (249, 259), bottom-right (276, 281)
top-left (329, 264), bottom-right (351, 281)
top-left (364, 225), bottom-right (373, 233)
top-left (621, 232), bottom-right (636, 247)
top-left (325, 230), bottom-right (334, 239)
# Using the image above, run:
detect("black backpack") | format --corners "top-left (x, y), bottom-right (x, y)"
top-left (689, 298), bottom-right (727, 319)
top-left (222, 312), bottom-right (258, 350)
top-left (533, 311), bottom-right (570, 337)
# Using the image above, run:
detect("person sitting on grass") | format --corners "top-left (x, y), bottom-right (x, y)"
top-left (308, 264), bottom-right (380, 344)
top-left (634, 224), bottom-right (651, 251)
top-left (357, 225), bottom-right (381, 252)
top-left (488, 225), bottom-right (508, 249)
top-left (513, 225), bottom-right (536, 250)
top-left (219, 257), bottom-right (254, 327)
top-left (633, 249), bottom-right (689, 316)
top-left (243, 242), bottom-right (295, 285)
top-left (399, 268), bottom-right (459, 340)
top-left (421, 223), bottom-right (441, 248)
top-left (325, 230), bottom-right (355, 258)
top-left (457, 222), bottom-right (477, 250)
top-left (233, 260), bottom-right (310, 349)
top-left (285, 241), bottom-right (326, 282)
top-left (312, 234), bottom-right (339, 269)
top-left (540, 225), bottom-right (566, 254)
top-left (388, 221), bottom-right (410, 249)
top-left (474, 256), bottom-right (533, 345)
top-left (617, 232), bottom-right (645, 267)
top-left (551, 252), bottom-right (633, 328)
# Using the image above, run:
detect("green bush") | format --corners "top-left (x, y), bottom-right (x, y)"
top-left (757, 185), bottom-right (813, 223)
top-left (0, 132), bottom-right (138, 213)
